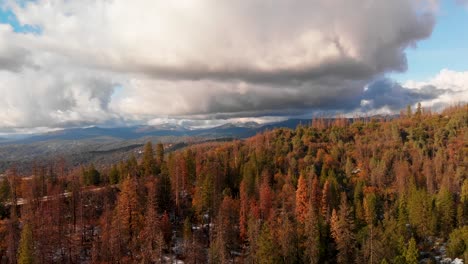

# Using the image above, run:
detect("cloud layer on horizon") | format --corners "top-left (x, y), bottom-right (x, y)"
top-left (0, 0), bottom-right (465, 131)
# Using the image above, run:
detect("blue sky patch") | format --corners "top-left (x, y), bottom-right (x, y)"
top-left (0, 6), bottom-right (41, 34)
top-left (391, 0), bottom-right (468, 82)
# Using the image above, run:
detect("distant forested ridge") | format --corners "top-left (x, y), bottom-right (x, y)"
top-left (0, 104), bottom-right (466, 263)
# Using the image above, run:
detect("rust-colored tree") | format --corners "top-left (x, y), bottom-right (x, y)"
top-left (330, 193), bottom-right (355, 264)
top-left (295, 173), bottom-right (309, 224)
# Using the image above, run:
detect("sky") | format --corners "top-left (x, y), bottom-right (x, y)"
top-left (392, 0), bottom-right (468, 81)
top-left (0, 0), bottom-right (467, 133)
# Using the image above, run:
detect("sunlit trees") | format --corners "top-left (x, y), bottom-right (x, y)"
top-left (192, 173), bottom-right (214, 220)
top-left (114, 176), bottom-right (143, 259)
top-left (295, 173), bottom-right (309, 224)
top-left (140, 185), bottom-right (164, 263)
top-left (0, 104), bottom-right (465, 263)
top-left (273, 209), bottom-right (300, 263)
top-left (331, 193), bottom-right (355, 264)
top-left (446, 226), bottom-right (468, 260)
top-left (436, 187), bottom-right (455, 237)
top-left (405, 237), bottom-right (419, 264)
top-left (407, 185), bottom-right (436, 237)
top-left (17, 223), bottom-right (34, 264)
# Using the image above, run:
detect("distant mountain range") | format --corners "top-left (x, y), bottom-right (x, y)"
top-left (0, 119), bottom-right (311, 145)
top-left (0, 119), bottom-right (311, 173)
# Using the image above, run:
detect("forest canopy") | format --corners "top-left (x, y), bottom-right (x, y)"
top-left (0, 104), bottom-right (466, 263)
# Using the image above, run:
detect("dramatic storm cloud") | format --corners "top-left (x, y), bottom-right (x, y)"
top-left (0, 0), bottom-right (464, 130)
top-left (360, 79), bottom-right (448, 112)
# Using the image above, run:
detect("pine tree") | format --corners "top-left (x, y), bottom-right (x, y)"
top-left (436, 187), bottom-right (455, 237)
top-left (192, 173), bottom-right (213, 218)
top-left (295, 173), bottom-right (309, 224)
top-left (405, 237), bottom-right (419, 264)
top-left (415, 102), bottom-right (422, 119)
top-left (407, 185), bottom-right (435, 237)
top-left (115, 176), bottom-right (143, 257)
top-left (142, 142), bottom-right (157, 176)
top-left (82, 164), bottom-right (101, 186)
top-left (446, 226), bottom-right (468, 260)
top-left (93, 202), bottom-right (113, 262)
top-left (406, 104), bottom-right (412, 118)
top-left (363, 191), bottom-right (377, 226)
top-left (321, 180), bottom-right (331, 222)
top-left (156, 164), bottom-right (173, 214)
top-left (274, 210), bottom-right (299, 263)
top-left (210, 195), bottom-right (239, 264)
top-left (239, 180), bottom-right (249, 241)
top-left (331, 193), bottom-right (355, 264)
top-left (156, 143), bottom-right (165, 167)
top-left (354, 181), bottom-right (365, 224)
top-left (462, 179), bottom-right (468, 204)
top-left (127, 154), bottom-right (139, 176)
top-left (304, 204), bottom-right (321, 264)
top-left (109, 164), bottom-right (120, 184)
top-left (259, 178), bottom-right (273, 220)
top-left (18, 223), bottom-right (34, 264)
top-left (363, 223), bottom-right (385, 264)
top-left (310, 176), bottom-right (321, 213)
top-left (256, 223), bottom-right (279, 264)
top-left (160, 212), bottom-right (172, 249)
top-left (140, 185), bottom-right (163, 263)
top-left (0, 178), bottom-right (10, 203)
top-left (183, 217), bottom-right (192, 256)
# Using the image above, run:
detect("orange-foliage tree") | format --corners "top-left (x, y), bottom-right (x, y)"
top-left (0, 104), bottom-right (465, 263)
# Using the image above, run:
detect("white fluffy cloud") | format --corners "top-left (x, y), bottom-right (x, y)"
top-left (403, 69), bottom-right (468, 109)
top-left (0, 0), bottom-right (458, 130)
top-left (0, 67), bottom-right (119, 128)
top-left (8, 0), bottom-right (434, 77)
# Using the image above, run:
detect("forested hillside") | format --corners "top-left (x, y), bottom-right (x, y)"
top-left (0, 104), bottom-right (466, 263)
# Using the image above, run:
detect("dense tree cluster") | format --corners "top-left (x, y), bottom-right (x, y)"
top-left (0, 105), bottom-right (466, 263)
